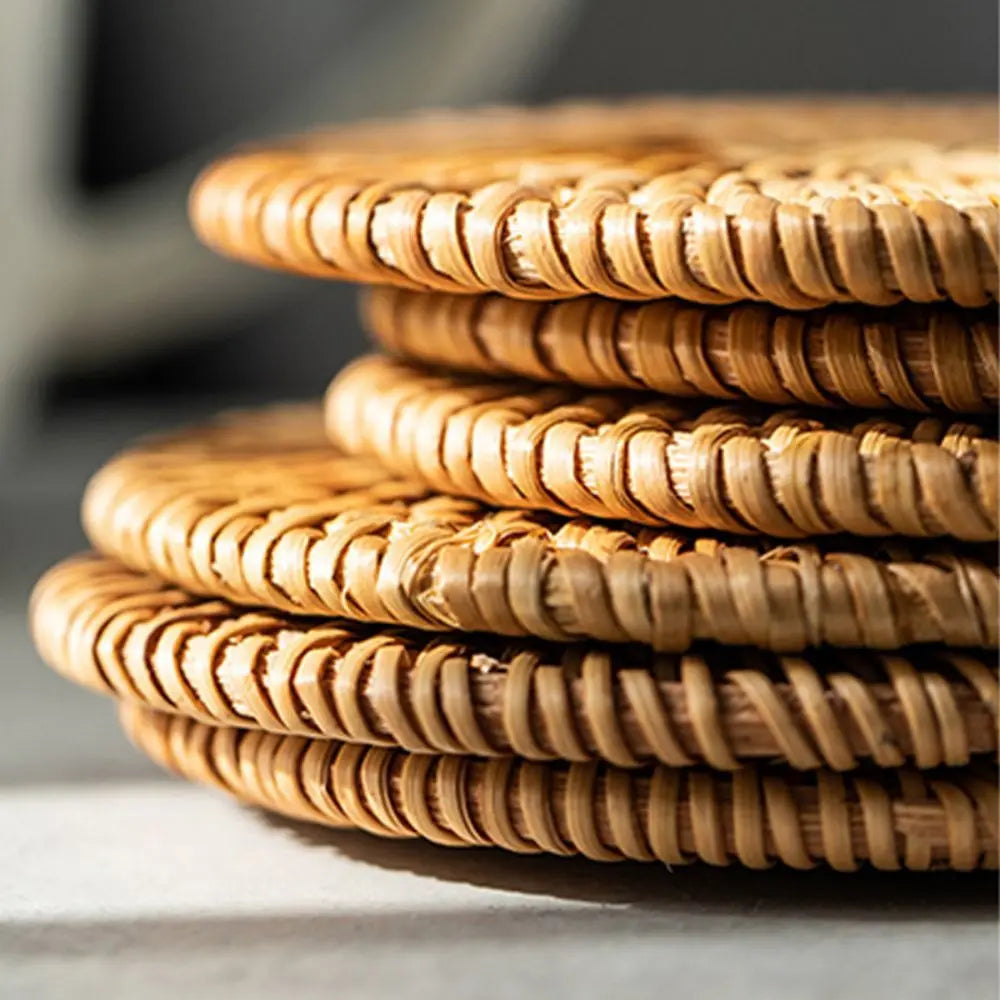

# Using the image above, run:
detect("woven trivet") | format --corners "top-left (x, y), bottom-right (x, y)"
top-left (121, 703), bottom-right (999, 871)
top-left (81, 406), bottom-right (998, 652)
top-left (363, 287), bottom-right (1000, 414)
top-left (325, 355), bottom-right (999, 541)
top-left (189, 97), bottom-right (998, 309)
top-left (32, 554), bottom-right (999, 772)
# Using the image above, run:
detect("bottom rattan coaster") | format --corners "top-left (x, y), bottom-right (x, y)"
top-left (122, 702), bottom-right (998, 872)
top-left (32, 554), bottom-right (1000, 772)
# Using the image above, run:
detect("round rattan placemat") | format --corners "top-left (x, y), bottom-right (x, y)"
top-left (81, 406), bottom-right (998, 652)
top-left (189, 98), bottom-right (998, 308)
top-left (121, 703), bottom-right (999, 871)
top-left (33, 554), bottom-right (998, 771)
top-left (363, 287), bottom-right (1000, 413)
top-left (325, 356), bottom-right (999, 541)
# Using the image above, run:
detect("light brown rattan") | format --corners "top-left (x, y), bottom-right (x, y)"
top-left (363, 287), bottom-right (1000, 414)
top-left (325, 356), bottom-right (999, 541)
top-left (121, 703), bottom-right (1000, 871)
top-left (189, 98), bottom-right (999, 309)
top-left (32, 554), bottom-right (999, 772)
top-left (81, 406), bottom-right (998, 652)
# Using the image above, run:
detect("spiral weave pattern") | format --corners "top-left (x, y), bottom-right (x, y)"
top-left (190, 99), bottom-right (998, 308)
top-left (81, 407), bottom-right (999, 652)
top-left (34, 555), bottom-right (999, 771)
top-left (364, 288), bottom-right (1000, 413)
top-left (122, 704), bottom-right (1000, 871)
top-left (326, 356), bottom-right (999, 540)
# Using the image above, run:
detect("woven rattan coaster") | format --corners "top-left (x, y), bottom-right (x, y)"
top-left (189, 98), bottom-right (998, 309)
top-left (325, 355), bottom-right (999, 540)
top-left (363, 287), bottom-right (1000, 414)
top-left (121, 703), bottom-right (998, 871)
top-left (33, 554), bottom-right (998, 772)
top-left (81, 406), bottom-right (998, 652)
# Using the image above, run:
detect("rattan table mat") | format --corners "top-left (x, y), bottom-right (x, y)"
top-left (81, 406), bottom-right (998, 652)
top-left (33, 554), bottom-right (998, 772)
top-left (121, 703), bottom-right (999, 872)
top-left (325, 356), bottom-right (998, 540)
top-left (363, 288), bottom-right (999, 413)
top-left (189, 98), bottom-right (998, 309)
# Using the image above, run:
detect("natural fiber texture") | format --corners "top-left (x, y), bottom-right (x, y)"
top-left (81, 406), bottom-right (999, 652)
top-left (33, 555), bottom-right (999, 771)
top-left (364, 287), bottom-right (1000, 414)
top-left (189, 98), bottom-right (999, 308)
top-left (122, 703), bottom-right (999, 871)
top-left (326, 356), bottom-right (999, 540)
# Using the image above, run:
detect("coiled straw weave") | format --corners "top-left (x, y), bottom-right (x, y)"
top-left (189, 98), bottom-right (998, 308)
top-left (325, 356), bottom-right (999, 540)
top-left (364, 288), bottom-right (1000, 413)
top-left (33, 555), bottom-right (999, 772)
top-left (122, 703), bottom-right (999, 871)
top-left (82, 407), bottom-right (999, 652)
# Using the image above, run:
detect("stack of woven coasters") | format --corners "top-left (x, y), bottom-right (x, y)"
top-left (31, 98), bottom-right (999, 872)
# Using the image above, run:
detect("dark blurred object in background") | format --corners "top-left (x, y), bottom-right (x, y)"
top-left (533, 0), bottom-right (997, 97)
top-left (79, 1), bottom-right (390, 190)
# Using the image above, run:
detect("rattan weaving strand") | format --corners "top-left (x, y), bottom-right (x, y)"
top-left (190, 99), bottom-right (999, 308)
top-left (364, 288), bottom-right (1000, 413)
top-left (325, 356), bottom-right (998, 540)
top-left (81, 407), bottom-right (998, 652)
top-left (33, 555), bottom-right (999, 771)
top-left (121, 704), bottom-right (999, 871)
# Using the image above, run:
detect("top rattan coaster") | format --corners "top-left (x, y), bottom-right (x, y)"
top-left (80, 405), bottom-right (997, 652)
top-left (325, 356), bottom-right (999, 541)
top-left (189, 97), bottom-right (999, 309)
top-left (363, 287), bottom-right (1000, 414)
